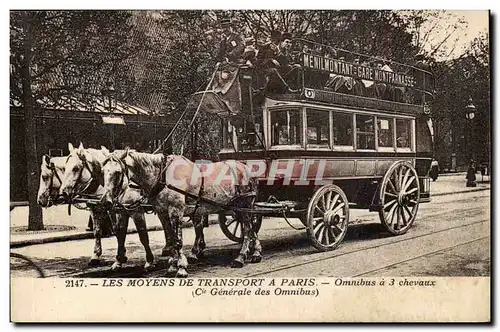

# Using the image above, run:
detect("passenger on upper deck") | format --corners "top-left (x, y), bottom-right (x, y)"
top-left (243, 36), bottom-right (258, 66)
top-left (216, 17), bottom-right (245, 65)
top-left (413, 53), bottom-right (435, 104)
top-left (256, 30), bottom-right (298, 93)
top-left (277, 32), bottom-right (301, 88)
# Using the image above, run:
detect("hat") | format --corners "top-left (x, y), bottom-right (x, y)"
top-left (415, 53), bottom-right (425, 60)
top-left (220, 17), bottom-right (231, 26)
top-left (245, 37), bottom-right (255, 46)
top-left (270, 30), bottom-right (281, 41)
top-left (281, 32), bottom-right (292, 41)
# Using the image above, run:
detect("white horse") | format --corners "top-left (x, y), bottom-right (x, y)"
top-left (102, 149), bottom-right (262, 278)
top-left (58, 143), bottom-right (156, 270)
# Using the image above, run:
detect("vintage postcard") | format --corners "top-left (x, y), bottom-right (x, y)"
top-left (9, 9), bottom-right (491, 322)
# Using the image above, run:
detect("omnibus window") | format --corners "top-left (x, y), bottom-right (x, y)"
top-left (377, 117), bottom-right (394, 148)
top-left (271, 110), bottom-right (303, 146)
top-left (396, 118), bottom-right (412, 149)
top-left (307, 110), bottom-right (330, 147)
top-left (356, 114), bottom-right (375, 150)
top-left (333, 112), bottom-right (353, 146)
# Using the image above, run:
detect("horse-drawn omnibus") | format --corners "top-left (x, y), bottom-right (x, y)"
top-left (188, 39), bottom-right (435, 251)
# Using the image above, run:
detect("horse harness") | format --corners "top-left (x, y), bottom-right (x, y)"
top-left (46, 159), bottom-right (65, 205)
top-left (67, 153), bottom-right (101, 195)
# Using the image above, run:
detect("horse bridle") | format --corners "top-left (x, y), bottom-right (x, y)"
top-left (44, 157), bottom-right (65, 205)
top-left (65, 152), bottom-right (97, 195)
top-left (102, 155), bottom-right (131, 203)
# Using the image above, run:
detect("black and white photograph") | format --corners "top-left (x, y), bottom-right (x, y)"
top-left (9, 9), bottom-right (491, 322)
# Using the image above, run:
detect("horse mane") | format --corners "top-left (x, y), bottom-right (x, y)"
top-left (73, 148), bottom-right (105, 176)
top-left (125, 151), bottom-right (165, 182)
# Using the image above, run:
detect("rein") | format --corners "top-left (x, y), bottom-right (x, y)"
top-left (45, 161), bottom-right (66, 206)
top-left (103, 155), bottom-right (149, 212)
top-left (148, 155), bottom-right (174, 200)
top-left (66, 153), bottom-right (99, 195)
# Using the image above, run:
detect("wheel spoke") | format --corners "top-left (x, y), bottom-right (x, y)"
top-left (386, 203), bottom-right (398, 226)
top-left (405, 186), bottom-right (418, 195)
top-left (403, 176), bottom-right (416, 192)
top-left (385, 192), bottom-right (398, 198)
top-left (402, 168), bottom-right (411, 192)
top-left (396, 206), bottom-right (401, 230)
top-left (325, 191), bottom-right (332, 210)
top-left (401, 206), bottom-right (408, 226)
top-left (329, 194), bottom-right (340, 211)
top-left (331, 224), bottom-right (343, 236)
top-left (327, 226), bottom-right (337, 242)
top-left (387, 178), bottom-right (398, 194)
top-left (408, 199), bottom-right (418, 206)
top-left (398, 166), bottom-right (404, 190)
top-left (225, 218), bottom-right (236, 227)
top-left (313, 221), bottom-right (324, 235)
top-left (330, 202), bottom-right (345, 215)
top-left (316, 225), bottom-right (325, 243)
top-left (320, 195), bottom-right (327, 210)
top-left (323, 226), bottom-right (330, 245)
top-left (233, 221), bottom-right (241, 237)
top-left (384, 199), bottom-right (397, 210)
top-left (404, 205), bottom-right (413, 220)
top-left (313, 217), bottom-right (323, 222)
top-left (315, 206), bottom-right (325, 216)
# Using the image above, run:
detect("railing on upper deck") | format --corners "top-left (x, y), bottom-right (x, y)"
top-left (274, 39), bottom-right (435, 113)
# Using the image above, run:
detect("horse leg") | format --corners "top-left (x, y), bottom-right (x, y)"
top-left (158, 213), bottom-right (177, 274)
top-left (187, 214), bottom-right (206, 263)
top-left (111, 213), bottom-right (129, 271)
top-left (132, 210), bottom-right (154, 271)
top-left (250, 230), bottom-right (263, 264)
top-left (169, 206), bottom-right (188, 278)
top-left (158, 213), bottom-right (174, 257)
top-left (232, 212), bottom-right (252, 268)
top-left (88, 208), bottom-right (104, 267)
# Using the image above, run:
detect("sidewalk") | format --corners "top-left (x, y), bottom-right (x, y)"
top-left (10, 173), bottom-right (490, 248)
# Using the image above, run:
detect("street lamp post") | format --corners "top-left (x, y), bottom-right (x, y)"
top-left (102, 83), bottom-right (118, 151)
top-left (464, 97), bottom-right (477, 187)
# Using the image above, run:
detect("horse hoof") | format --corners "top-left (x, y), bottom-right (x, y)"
top-left (176, 268), bottom-right (188, 278)
top-left (111, 262), bottom-right (122, 271)
top-left (250, 255), bottom-right (262, 264)
top-left (88, 259), bottom-right (100, 267)
top-left (144, 262), bottom-right (154, 271)
top-left (167, 265), bottom-right (178, 274)
top-left (187, 254), bottom-right (199, 264)
top-left (231, 258), bottom-right (244, 268)
top-left (117, 256), bottom-right (128, 264)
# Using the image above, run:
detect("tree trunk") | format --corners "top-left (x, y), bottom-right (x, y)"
top-left (21, 13), bottom-right (44, 231)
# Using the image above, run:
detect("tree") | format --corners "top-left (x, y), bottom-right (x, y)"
top-left (10, 10), bottom-right (140, 230)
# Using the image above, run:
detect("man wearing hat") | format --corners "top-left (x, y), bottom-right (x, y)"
top-left (256, 31), bottom-right (298, 93)
top-left (243, 36), bottom-right (258, 66)
top-left (217, 17), bottom-right (245, 64)
top-left (277, 32), bottom-right (301, 89)
top-left (413, 53), bottom-right (434, 104)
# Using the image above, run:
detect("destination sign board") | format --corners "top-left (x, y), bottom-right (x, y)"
top-left (302, 53), bottom-right (415, 88)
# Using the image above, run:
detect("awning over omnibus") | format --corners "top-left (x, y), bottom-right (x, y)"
top-left (187, 63), bottom-right (242, 118)
top-left (186, 91), bottom-right (234, 117)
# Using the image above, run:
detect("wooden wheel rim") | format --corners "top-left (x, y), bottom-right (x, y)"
top-left (307, 185), bottom-right (349, 251)
top-left (219, 214), bottom-right (262, 243)
top-left (379, 161), bottom-right (420, 235)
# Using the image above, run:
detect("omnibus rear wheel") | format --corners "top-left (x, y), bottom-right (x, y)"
top-left (378, 161), bottom-right (420, 235)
